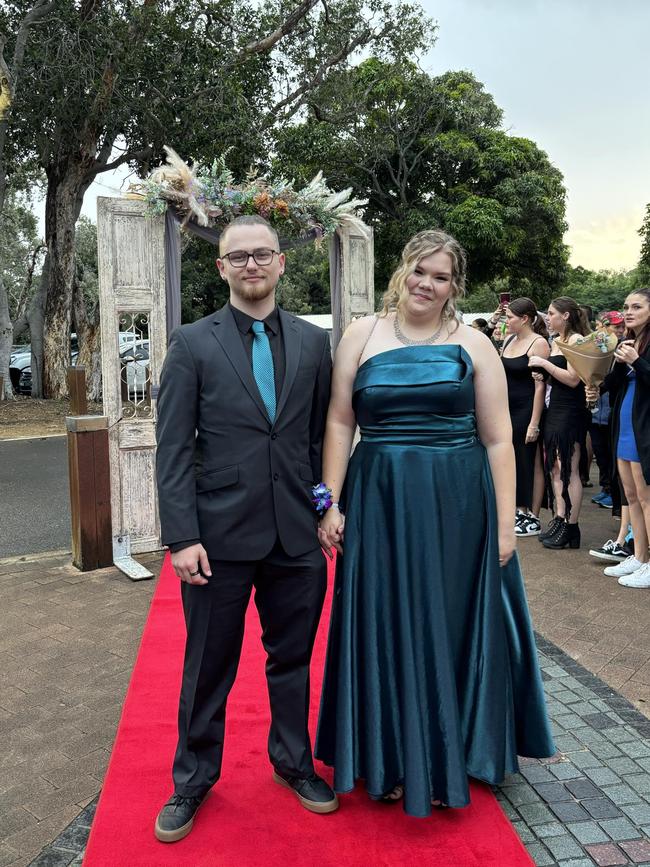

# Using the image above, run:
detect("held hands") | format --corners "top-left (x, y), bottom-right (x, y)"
top-left (614, 339), bottom-right (639, 365)
top-left (318, 507), bottom-right (345, 559)
top-left (528, 355), bottom-right (548, 370)
top-left (171, 543), bottom-right (211, 585)
top-left (499, 526), bottom-right (516, 568)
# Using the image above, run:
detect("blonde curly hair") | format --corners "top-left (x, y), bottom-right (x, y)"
top-left (381, 230), bottom-right (467, 329)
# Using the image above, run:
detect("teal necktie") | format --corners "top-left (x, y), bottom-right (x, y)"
top-left (251, 320), bottom-right (276, 422)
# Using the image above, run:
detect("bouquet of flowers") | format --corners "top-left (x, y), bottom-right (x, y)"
top-left (129, 146), bottom-right (368, 240)
top-left (555, 330), bottom-right (618, 407)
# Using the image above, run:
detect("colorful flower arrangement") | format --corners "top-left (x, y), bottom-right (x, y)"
top-left (130, 146), bottom-right (367, 239)
top-left (573, 330), bottom-right (618, 354)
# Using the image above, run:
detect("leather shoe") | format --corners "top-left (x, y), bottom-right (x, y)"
top-left (154, 792), bottom-right (207, 842)
top-left (273, 770), bottom-right (339, 813)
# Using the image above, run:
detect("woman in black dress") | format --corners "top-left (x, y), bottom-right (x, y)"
top-left (528, 297), bottom-right (590, 549)
top-left (501, 297), bottom-right (549, 537)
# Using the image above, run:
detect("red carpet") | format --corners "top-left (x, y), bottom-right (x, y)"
top-left (84, 554), bottom-right (532, 866)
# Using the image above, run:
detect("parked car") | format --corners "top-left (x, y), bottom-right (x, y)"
top-left (120, 340), bottom-right (150, 395)
top-left (9, 347), bottom-right (31, 391)
top-left (17, 350), bottom-right (79, 396)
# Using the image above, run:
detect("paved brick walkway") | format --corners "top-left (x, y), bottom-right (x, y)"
top-left (2, 480), bottom-right (650, 865)
top-left (523, 488), bottom-right (650, 716)
top-left (0, 551), bottom-right (159, 867)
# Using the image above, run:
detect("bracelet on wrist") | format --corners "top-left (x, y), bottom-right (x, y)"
top-left (311, 483), bottom-right (334, 515)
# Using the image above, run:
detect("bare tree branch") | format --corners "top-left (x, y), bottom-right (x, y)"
top-left (231, 0), bottom-right (320, 64)
top-left (83, 145), bottom-right (154, 182)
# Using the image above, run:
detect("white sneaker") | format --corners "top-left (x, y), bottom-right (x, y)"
top-left (604, 556), bottom-right (644, 577)
top-left (618, 563), bottom-right (650, 588)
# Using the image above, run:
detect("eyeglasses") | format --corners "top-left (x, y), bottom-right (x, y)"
top-left (221, 248), bottom-right (279, 268)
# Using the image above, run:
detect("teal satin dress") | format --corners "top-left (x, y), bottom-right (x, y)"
top-left (315, 345), bottom-right (555, 817)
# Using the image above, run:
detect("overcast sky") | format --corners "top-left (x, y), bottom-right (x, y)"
top-left (68, 0), bottom-right (650, 273)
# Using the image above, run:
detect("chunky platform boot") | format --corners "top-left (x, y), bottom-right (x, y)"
top-left (539, 515), bottom-right (563, 543)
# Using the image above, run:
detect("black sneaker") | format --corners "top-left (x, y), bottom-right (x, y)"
top-left (273, 770), bottom-right (339, 813)
top-left (154, 792), bottom-right (207, 842)
top-left (516, 515), bottom-right (541, 537)
top-left (589, 540), bottom-right (629, 562)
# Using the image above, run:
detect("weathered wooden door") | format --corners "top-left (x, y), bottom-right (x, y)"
top-left (97, 198), bottom-right (166, 575)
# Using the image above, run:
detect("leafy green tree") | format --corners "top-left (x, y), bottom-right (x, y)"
top-left (0, 0), bottom-right (55, 399)
top-left (560, 265), bottom-right (642, 313)
top-left (274, 59), bottom-right (568, 298)
top-left (0, 190), bottom-right (43, 328)
top-left (179, 235), bottom-right (330, 322)
top-left (638, 203), bottom-right (650, 284)
top-left (2, 0), bottom-right (432, 397)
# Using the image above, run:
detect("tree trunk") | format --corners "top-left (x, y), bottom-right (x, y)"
top-left (26, 255), bottom-right (48, 398)
top-left (42, 162), bottom-right (89, 398)
top-left (0, 273), bottom-right (14, 400)
top-left (72, 275), bottom-right (102, 401)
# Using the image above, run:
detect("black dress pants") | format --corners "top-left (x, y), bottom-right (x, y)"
top-left (172, 539), bottom-right (327, 797)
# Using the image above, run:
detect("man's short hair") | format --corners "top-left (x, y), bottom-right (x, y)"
top-left (218, 215), bottom-right (280, 254)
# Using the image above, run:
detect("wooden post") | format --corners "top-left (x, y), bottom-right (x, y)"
top-left (66, 415), bottom-right (113, 571)
top-left (329, 222), bottom-right (374, 352)
top-left (67, 366), bottom-right (88, 415)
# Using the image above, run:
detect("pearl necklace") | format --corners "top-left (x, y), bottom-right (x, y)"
top-left (393, 314), bottom-right (444, 346)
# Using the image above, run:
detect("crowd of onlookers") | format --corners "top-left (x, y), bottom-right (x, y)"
top-left (468, 289), bottom-right (650, 589)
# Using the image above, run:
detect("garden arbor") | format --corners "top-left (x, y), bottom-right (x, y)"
top-left (97, 197), bottom-right (374, 578)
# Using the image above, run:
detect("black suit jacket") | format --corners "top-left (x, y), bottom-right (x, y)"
top-left (156, 304), bottom-right (332, 560)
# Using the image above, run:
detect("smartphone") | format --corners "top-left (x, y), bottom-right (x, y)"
top-left (499, 292), bottom-right (511, 304)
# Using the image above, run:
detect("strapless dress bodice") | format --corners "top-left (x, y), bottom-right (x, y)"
top-left (353, 345), bottom-right (477, 447)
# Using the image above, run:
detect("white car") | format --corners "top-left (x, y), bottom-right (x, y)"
top-left (119, 339), bottom-right (150, 396)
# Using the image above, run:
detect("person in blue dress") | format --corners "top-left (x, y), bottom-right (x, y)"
top-left (587, 289), bottom-right (650, 588)
top-left (314, 230), bottom-right (555, 817)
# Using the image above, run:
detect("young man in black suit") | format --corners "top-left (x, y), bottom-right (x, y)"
top-left (154, 216), bottom-right (335, 842)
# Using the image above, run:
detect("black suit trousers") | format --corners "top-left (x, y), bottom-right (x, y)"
top-left (172, 540), bottom-right (327, 796)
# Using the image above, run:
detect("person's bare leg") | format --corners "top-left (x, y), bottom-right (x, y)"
top-left (567, 445), bottom-right (583, 524)
top-left (551, 460), bottom-right (565, 519)
top-left (615, 505), bottom-right (631, 546)
top-left (629, 461), bottom-right (650, 562)
top-left (618, 459), bottom-right (649, 562)
top-left (532, 447), bottom-right (545, 518)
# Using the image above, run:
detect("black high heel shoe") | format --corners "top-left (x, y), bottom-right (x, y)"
top-left (543, 521), bottom-right (581, 549)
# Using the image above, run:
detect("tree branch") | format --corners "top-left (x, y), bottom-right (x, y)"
top-left (264, 27), bottom-right (372, 127)
top-left (231, 0), bottom-right (320, 64)
top-left (83, 145), bottom-right (154, 183)
top-left (12, 0), bottom-right (57, 86)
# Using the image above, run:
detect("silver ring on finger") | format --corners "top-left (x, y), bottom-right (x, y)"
top-left (189, 570), bottom-right (200, 576)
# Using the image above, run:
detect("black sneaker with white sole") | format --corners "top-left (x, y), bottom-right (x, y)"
top-left (589, 540), bottom-right (629, 562)
top-left (515, 515), bottom-right (541, 537)
top-left (154, 792), bottom-right (207, 843)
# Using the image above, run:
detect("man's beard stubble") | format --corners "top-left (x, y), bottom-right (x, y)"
top-left (231, 279), bottom-right (276, 303)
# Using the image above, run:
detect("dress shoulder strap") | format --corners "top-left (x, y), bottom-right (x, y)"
top-left (526, 335), bottom-right (545, 354)
top-left (358, 314), bottom-right (380, 361)
top-left (501, 334), bottom-right (516, 356)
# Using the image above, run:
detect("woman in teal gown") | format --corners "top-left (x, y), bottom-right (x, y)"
top-left (315, 230), bottom-right (555, 818)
